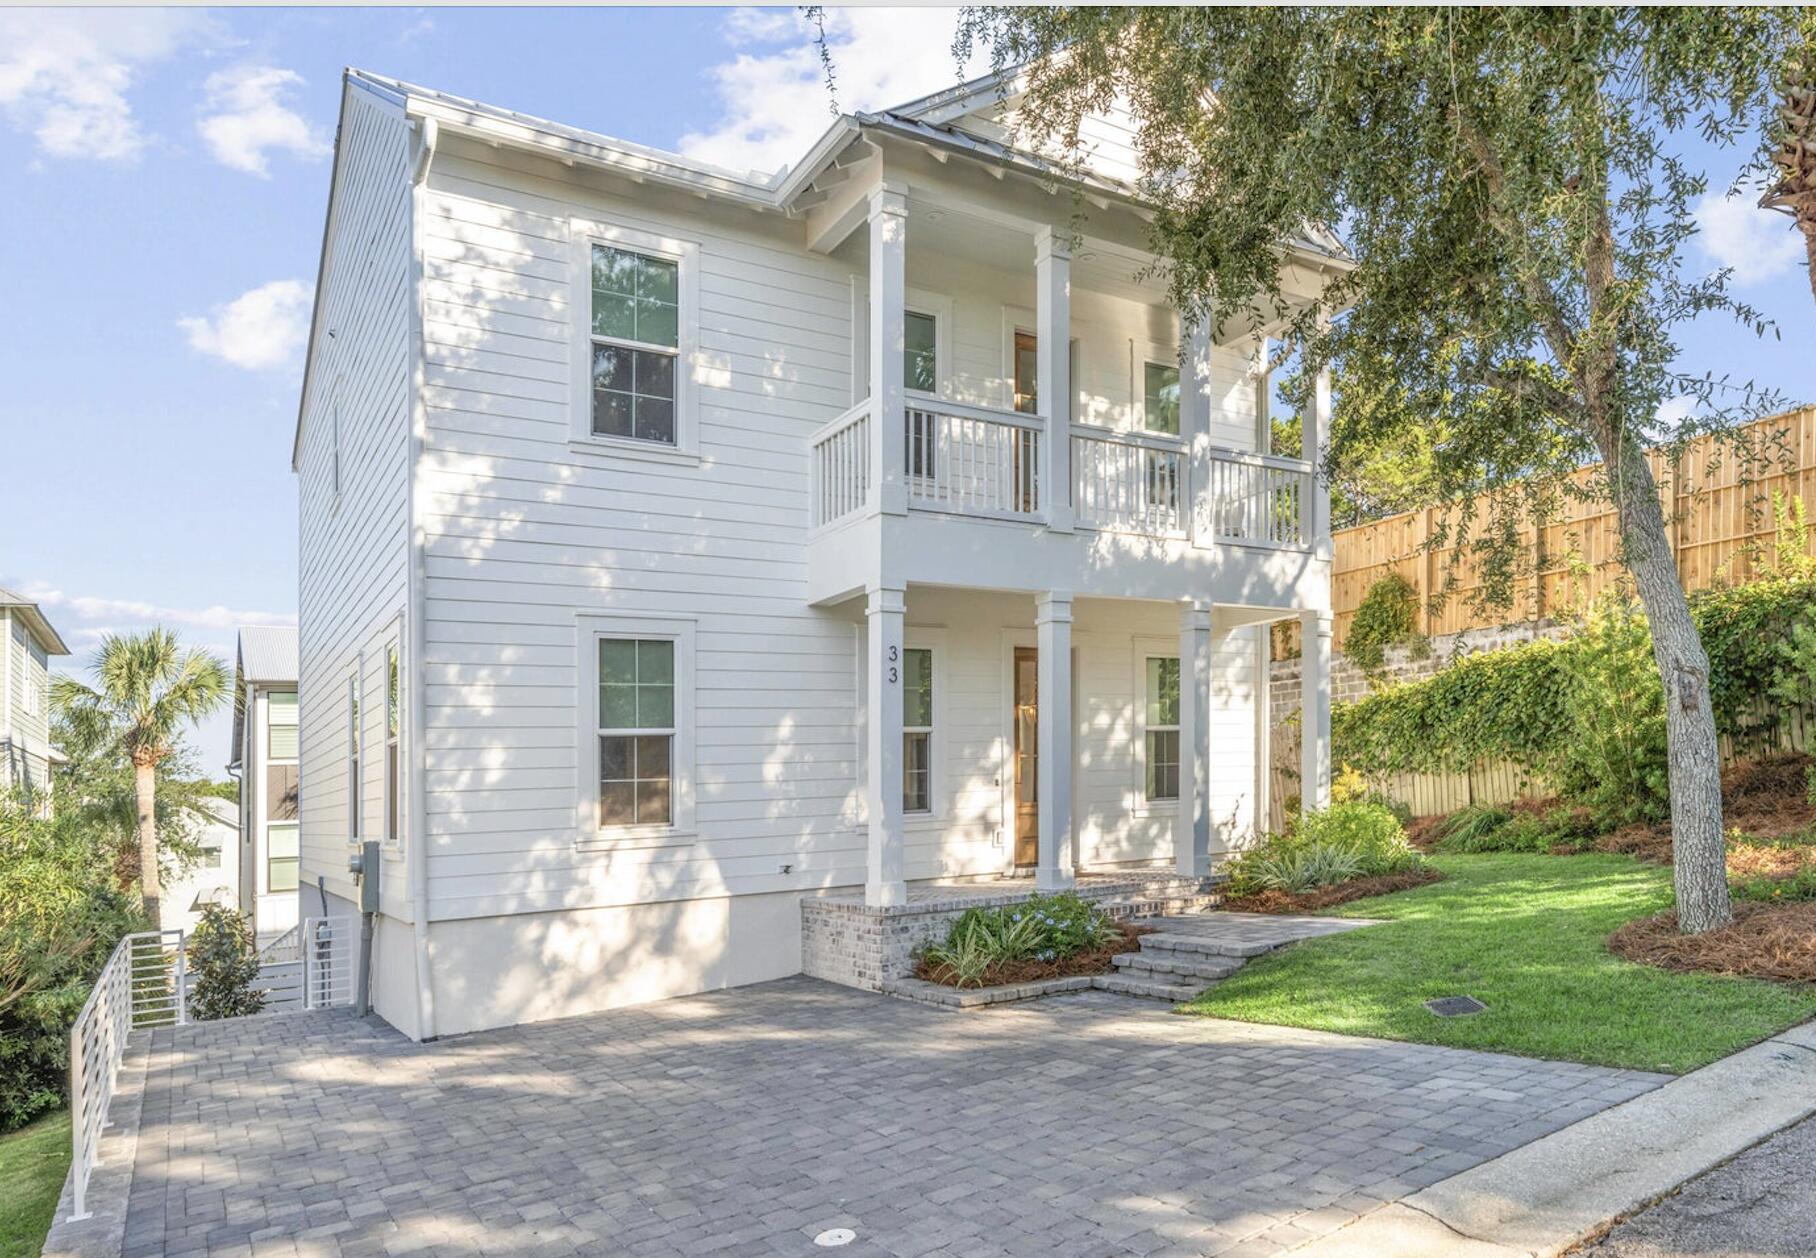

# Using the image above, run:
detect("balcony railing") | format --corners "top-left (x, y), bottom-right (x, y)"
top-left (906, 397), bottom-right (1043, 521)
top-left (810, 399), bottom-right (872, 529)
top-left (1206, 449), bottom-right (1313, 548)
top-left (1072, 427), bottom-right (1186, 537)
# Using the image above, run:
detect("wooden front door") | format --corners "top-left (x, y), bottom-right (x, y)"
top-left (1013, 647), bottom-right (1038, 866)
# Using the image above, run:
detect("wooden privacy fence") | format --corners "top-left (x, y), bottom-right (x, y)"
top-left (1324, 406), bottom-right (1816, 649)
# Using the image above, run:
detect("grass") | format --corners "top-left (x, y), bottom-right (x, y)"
top-left (0, 1109), bottom-right (69, 1258)
top-left (1184, 853), bottom-right (1816, 1073)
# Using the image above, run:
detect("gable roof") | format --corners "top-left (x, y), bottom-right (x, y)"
top-left (0, 585), bottom-right (70, 656)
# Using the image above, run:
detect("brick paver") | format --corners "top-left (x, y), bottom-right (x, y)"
top-left (122, 978), bottom-right (1666, 1257)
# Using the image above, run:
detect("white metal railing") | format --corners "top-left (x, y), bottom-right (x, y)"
top-left (256, 922), bottom-right (301, 966)
top-left (1072, 427), bottom-right (1187, 537)
top-left (810, 399), bottom-right (872, 528)
top-left (906, 398), bottom-right (1044, 520)
top-left (66, 916), bottom-right (357, 1220)
top-left (1207, 448), bottom-right (1313, 548)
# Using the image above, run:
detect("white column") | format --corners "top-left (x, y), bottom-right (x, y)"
top-left (1300, 610), bottom-right (1332, 814)
top-left (864, 585), bottom-right (907, 906)
top-left (869, 181), bottom-right (909, 517)
top-left (1035, 227), bottom-right (1073, 533)
top-left (1185, 316), bottom-right (1214, 547)
top-left (1035, 592), bottom-right (1075, 890)
top-left (1309, 325), bottom-right (1333, 558)
top-left (1176, 603), bottom-right (1212, 878)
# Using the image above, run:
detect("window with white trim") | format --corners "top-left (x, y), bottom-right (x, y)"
top-left (1144, 656), bottom-right (1181, 801)
top-left (347, 672), bottom-right (362, 839)
top-left (266, 690), bottom-right (298, 760)
top-left (588, 244), bottom-right (679, 445)
top-left (597, 638), bottom-right (675, 827)
top-left (904, 311), bottom-right (937, 393)
top-left (384, 645), bottom-right (400, 845)
top-left (1144, 360), bottom-right (1181, 435)
top-left (902, 647), bottom-right (933, 813)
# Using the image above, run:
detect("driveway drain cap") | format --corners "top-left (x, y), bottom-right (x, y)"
top-left (1425, 995), bottom-right (1487, 1017)
top-left (814, 1229), bottom-right (856, 1247)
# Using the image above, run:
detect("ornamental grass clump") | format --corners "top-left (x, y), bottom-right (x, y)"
top-left (1226, 801), bottom-right (1423, 896)
top-left (915, 892), bottom-right (1122, 988)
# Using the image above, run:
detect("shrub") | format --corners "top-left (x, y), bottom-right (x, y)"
top-left (1553, 598), bottom-right (1669, 824)
top-left (1731, 864), bottom-right (1816, 904)
top-left (1227, 802), bottom-right (1421, 895)
top-left (186, 905), bottom-right (265, 1021)
top-left (1346, 572), bottom-right (1427, 672)
top-left (0, 796), bottom-right (147, 1131)
top-left (1437, 805), bottom-right (1514, 851)
top-left (1331, 765), bottom-right (1413, 826)
top-left (915, 892), bottom-right (1120, 987)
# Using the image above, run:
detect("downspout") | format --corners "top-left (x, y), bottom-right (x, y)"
top-left (406, 114), bottom-right (439, 1040)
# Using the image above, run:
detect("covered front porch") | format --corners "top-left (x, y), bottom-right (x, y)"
top-left (825, 585), bottom-right (1333, 910)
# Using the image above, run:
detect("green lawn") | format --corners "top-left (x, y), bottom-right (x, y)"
top-left (0, 1109), bottom-right (69, 1258)
top-left (1185, 853), bottom-right (1816, 1073)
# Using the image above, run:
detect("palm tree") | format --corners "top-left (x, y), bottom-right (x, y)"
top-left (52, 629), bottom-right (230, 923)
top-left (1763, 40), bottom-right (1816, 304)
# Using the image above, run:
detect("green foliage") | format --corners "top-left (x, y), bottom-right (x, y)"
top-left (1338, 579), bottom-right (1816, 823)
top-left (1436, 805), bottom-right (1598, 854)
top-left (916, 893), bottom-right (1120, 987)
top-left (1555, 599), bottom-right (1670, 824)
top-left (185, 906), bottom-right (265, 1022)
top-left (1439, 806), bottom-right (1515, 851)
top-left (1731, 864), bottom-right (1816, 904)
top-left (0, 797), bottom-right (147, 1132)
top-left (1228, 802), bottom-right (1421, 896)
top-left (0, 1109), bottom-right (70, 1258)
top-left (1346, 573), bottom-right (1426, 672)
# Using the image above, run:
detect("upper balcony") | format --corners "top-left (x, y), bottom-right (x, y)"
top-left (802, 182), bottom-right (1331, 610)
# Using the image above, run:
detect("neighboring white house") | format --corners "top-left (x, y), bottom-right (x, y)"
top-left (293, 68), bottom-right (1339, 1040)
top-left (228, 626), bottom-right (301, 941)
top-left (0, 585), bottom-right (68, 807)
top-left (159, 796), bottom-right (241, 935)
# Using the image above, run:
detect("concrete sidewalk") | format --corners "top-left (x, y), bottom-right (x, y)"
top-left (1293, 1021), bottom-right (1816, 1258)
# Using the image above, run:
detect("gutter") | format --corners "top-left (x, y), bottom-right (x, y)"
top-left (405, 113), bottom-right (439, 1042)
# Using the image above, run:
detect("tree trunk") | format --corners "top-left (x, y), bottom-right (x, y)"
top-left (134, 758), bottom-right (161, 926)
top-left (1604, 434), bottom-right (1732, 934)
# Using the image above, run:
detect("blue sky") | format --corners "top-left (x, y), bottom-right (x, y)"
top-left (1, 6), bottom-right (1811, 767)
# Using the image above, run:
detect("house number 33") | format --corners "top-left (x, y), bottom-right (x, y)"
top-left (888, 644), bottom-right (898, 684)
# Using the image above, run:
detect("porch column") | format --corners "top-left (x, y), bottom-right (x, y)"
top-left (1299, 610), bottom-right (1333, 813)
top-left (1309, 320), bottom-right (1333, 558)
top-left (1035, 227), bottom-right (1073, 533)
top-left (1176, 602), bottom-right (1213, 878)
top-left (1035, 591), bottom-right (1075, 889)
top-left (865, 584), bottom-right (908, 906)
top-left (869, 181), bottom-right (909, 517)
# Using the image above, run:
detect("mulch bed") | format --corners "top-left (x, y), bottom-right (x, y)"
top-left (1220, 867), bottom-right (1443, 914)
top-left (1597, 753), bottom-right (1816, 863)
top-left (912, 921), bottom-right (1150, 989)
top-left (1608, 900), bottom-right (1816, 984)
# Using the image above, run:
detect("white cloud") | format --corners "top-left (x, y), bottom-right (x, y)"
top-left (21, 583), bottom-right (293, 636)
top-left (1694, 190), bottom-right (1806, 287)
top-left (197, 65), bottom-right (329, 176)
top-left (679, 7), bottom-right (983, 176)
top-left (178, 279), bottom-right (313, 371)
top-left (0, 9), bottom-right (204, 161)
top-left (1655, 394), bottom-right (1696, 427)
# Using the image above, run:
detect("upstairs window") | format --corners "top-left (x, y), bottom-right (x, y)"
top-left (597, 639), bottom-right (675, 827)
top-left (902, 648), bottom-right (933, 813)
top-left (1144, 361), bottom-right (1181, 435)
top-left (266, 690), bottom-right (298, 760)
top-left (590, 244), bottom-right (679, 445)
top-left (904, 311), bottom-right (938, 393)
top-left (1144, 657), bottom-right (1180, 801)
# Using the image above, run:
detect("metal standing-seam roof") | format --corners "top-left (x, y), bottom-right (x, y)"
top-left (229, 626), bottom-right (298, 773)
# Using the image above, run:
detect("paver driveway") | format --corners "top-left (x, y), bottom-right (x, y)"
top-left (123, 978), bottom-right (1666, 1258)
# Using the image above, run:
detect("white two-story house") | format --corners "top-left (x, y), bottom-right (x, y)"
top-left (1, 585), bottom-right (68, 806)
top-left (294, 68), bottom-right (1339, 1040)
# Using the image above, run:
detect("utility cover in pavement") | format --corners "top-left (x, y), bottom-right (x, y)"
top-left (1425, 995), bottom-right (1488, 1017)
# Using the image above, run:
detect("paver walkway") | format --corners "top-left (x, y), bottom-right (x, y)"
top-left (120, 978), bottom-right (1666, 1258)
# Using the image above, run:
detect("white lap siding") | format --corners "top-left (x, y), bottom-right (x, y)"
top-left (417, 140), bottom-right (864, 922)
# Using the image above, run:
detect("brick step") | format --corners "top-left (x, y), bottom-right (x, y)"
top-left (1134, 931), bottom-right (1280, 959)
top-left (1100, 893), bottom-right (1224, 921)
top-left (1090, 974), bottom-right (1209, 1002)
top-left (1110, 951), bottom-right (1246, 981)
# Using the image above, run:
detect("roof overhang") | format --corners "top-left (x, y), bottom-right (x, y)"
top-left (0, 600), bottom-right (70, 656)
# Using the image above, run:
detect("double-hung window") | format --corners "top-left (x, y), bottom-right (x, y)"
top-left (1144, 657), bottom-right (1181, 802)
top-left (597, 639), bottom-right (675, 827)
top-left (265, 689), bottom-right (300, 893)
top-left (902, 648), bottom-right (934, 813)
top-left (904, 312), bottom-right (938, 393)
top-left (589, 244), bottom-right (679, 445)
